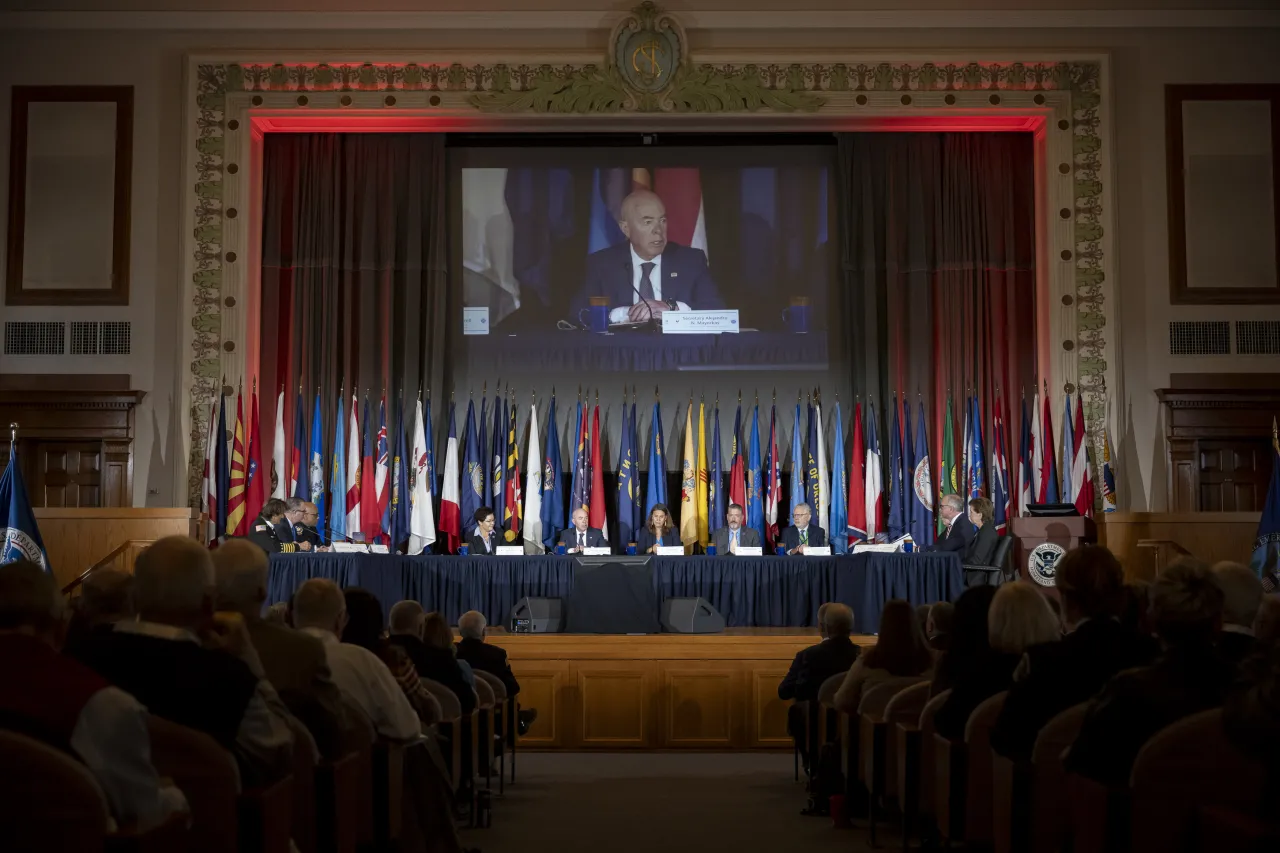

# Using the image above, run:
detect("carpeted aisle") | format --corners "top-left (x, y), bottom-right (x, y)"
top-left (459, 752), bottom-right (897, 853)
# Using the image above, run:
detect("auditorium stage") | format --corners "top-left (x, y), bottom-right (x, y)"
top-left (484, 628), bottom-right (875, 752)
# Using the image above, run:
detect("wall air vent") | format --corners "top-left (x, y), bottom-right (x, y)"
top-left (3, 321), bottom-right (65, 356)
top-left (1235, 320), bottom-right (1280, 356)
top-left (69, 321), bottom-right (132, 356)
top-left (1168, 321), bottom-right (1230, 356)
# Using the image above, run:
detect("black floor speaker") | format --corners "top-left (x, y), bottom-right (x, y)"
top-left (509, 596), bottom-right (563, 633)
top-left (660, 597), bottom-right (726, 634)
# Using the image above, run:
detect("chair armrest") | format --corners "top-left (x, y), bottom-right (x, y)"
top-left (237, 775), bottom-right (294, 853)
top-left (105, 810), bottom-right (190, 853)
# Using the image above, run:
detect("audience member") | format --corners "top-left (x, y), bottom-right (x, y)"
top-left (63, 568), bottom-right (134, 657)
top-left (292, 579), bottom-right (421, 741)
top-left (914, 604), bottom-right (932, 635)
top-left (212, 539), bottom-right (351, 758)
top-left (1118, 580), bottom-right (1152, 636)
top-left (456, 610), bottom-right (538, 734)
top-left (69, 536), bottom-right (295, 785)
top-left (926, 601), bottom-right (955, 652)
top-left (1255, 595), bottom-right (1280, 652)
top-left (778, 603), bottom-right (860, 767)
top-left (931, 586), bottom-right (998, 696)
top-left (1212, 561), bottom-right (1263, 665)
top-left (833, 600), bottom-right (933, 713)
top-left (0, 560), bottom-right (187, 830)
top-left (935, 583), bottom-right (1059, 739)
top-left (1065, 558), bottom-right (1238, 785)
top-left (343, 589), bottom-right (441, 724)
top-left (963, 496), bottom-right (999, 586)
top-left (387, 602), bottom-right (477, 715)
top-left (990, 544), bottom-right (1158, 761)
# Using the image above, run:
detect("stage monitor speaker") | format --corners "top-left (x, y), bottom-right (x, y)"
top-left (660, 597), bottom-right (726, 634)
top-left (509, 597), bottom-right (563, 634)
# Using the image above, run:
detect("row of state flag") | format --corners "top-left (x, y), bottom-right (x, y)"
top-left (199, 382), bottom-right (1121, 555)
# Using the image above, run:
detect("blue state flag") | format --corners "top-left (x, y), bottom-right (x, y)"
top-left (805, 403), bottom-right (820, 514)
top-left (569, 400), bottom-right (585, 514)
top-left (540, 396), bottom-right (564, 550)
top-left (746, 407), bottom-right (765, 543)
top-left (329, 394), bottom-right (346, 541)
top-left (968, 394), bottom-right (986, 501)
top-left (645, 401), bottom-right (667, 516)
top-left (911, 400), bottom-right (935, 546)
top-left (790, 402), bottom-right (804, 513)
top-left (0, 438), bottom-right (48, 563)
top-left (390, 398), bottom-right (410, 550)
top-left (478, 397), bottom-right (489, 508)
top-left (461, 400), bottom-right (483, 536)
top-left (0, 439), bottom-right (49, 571)
top-left (902, 398), bottom-right (916, 541)
top-left (570, 402), bottom-right (590, 516)
top-left (829, 403), bottom-right (848, 554)
top-left (309, 392), bottom-right (326, 542)
top-left (617, 397), bottom-right (638, 548)
top-left (1252, 419), bottom-right (1280, 589)
top-left (587, 168), bottom-right (630, 254)
top-left (629, 401), bottom-right (641, 536)
top-left (710, 406), bottom-right (724, 532)
top-left (887, 398), bottom-right (906, 539)
top-left (491, 395), bottom-right (506, 526)
top-left (1061, 393), bottom-right (1075, 504)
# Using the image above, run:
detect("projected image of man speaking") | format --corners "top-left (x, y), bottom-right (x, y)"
top-left (582, 189), bottom-right (722, 325)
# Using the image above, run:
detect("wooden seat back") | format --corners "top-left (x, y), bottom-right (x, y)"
top-left (881, 681), bottom-right (931, 799)
top-left (418, 678), bottom-right (463, 722)
top-left (961, 690), bottom-right (1008, 846)
top-left (1028, 702), bottom-right (1089, 853)
top-left (473, 676), bottom-right (496, 710)
top-left (371, 741), bottom-right (406, 848)
top-left (283, 716), bottom-right (317, 853)
top-left (474, 669), bottom-right (507, 701)
top-left (858, 678), bottom-right (927, 792)
top-left (236, 774), bottom-right (293, 853)
top-left (917, 688), bottom-right (951, 820)
top-left (0, 729), bottom-right (110, 852)
top-left (147, 717), bottom-right (239, 853)
top-left (315, 751), bottom-right (361, 853)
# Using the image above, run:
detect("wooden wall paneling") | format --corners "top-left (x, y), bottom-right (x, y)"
top-left (505, 660), bottom-right (568, 748)
top-left (659, 662), bottom-right (743, 748)
top-left (1168, 439), bottom-right (1198, 513)
top-left (1098, 512), bottom-right (1261, 582)
top-left (103, 439), bottom-right (133, 507)
top-left (573, 661), bottom-right (656, 748)
top-left (34, 507), bottom-right (199, 590)
top-left (747, 662), bottom-right (796, 749)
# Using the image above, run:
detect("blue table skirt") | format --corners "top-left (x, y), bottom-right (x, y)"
top-left (268, 552), bottom-right (962, 633)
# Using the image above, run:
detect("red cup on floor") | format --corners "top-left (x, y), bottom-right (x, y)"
top-left (829, 794), bottom-right (850, 829)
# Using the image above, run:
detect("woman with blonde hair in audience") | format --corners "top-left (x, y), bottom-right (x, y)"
top-left (935, 581), bottom-right (1061, 739)
top-left (833, 599), bottom-right (934, 713)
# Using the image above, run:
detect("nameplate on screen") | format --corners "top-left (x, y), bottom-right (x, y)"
top-left (369, 544), bottom-right (390, 554)
top-left (332, 542), bottom-right (369, 553)
top-left (734, 546), bottom-right (763, 556)
top-left (583, 546), bottom-right (612, 556)
top-left (803, 546), bottom-right (832, 556)
top-left (853, 543), bottom-right (899, 554)
top-left (661, 310), bottom-right (740, 335)
top-left (463, 306), bottom-right (490, 336)
top-left (496, 545), bottom-right (524, 556)
top-left (655, 545), bottom-right (686, 556)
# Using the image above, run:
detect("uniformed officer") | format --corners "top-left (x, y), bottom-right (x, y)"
top-left (281, 497), bottom-right (327, 551)
top-left (248, 498), bottom-right (311, 554)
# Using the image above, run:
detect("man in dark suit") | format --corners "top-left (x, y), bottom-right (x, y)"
top-left (711, 503), bottom-right (761, 555)
top-left (580, 190), bottom-right (722, 326)
top-left (1211, 561), bottom-right (1262, 666)
top-left (280, 499), bottom-right (327, 550)
top-left (779, 603), bottom-right (860, 771)
top-left (387, 601), bottom-right (476, 715)
top-left (558, 507), bottom-right (608, 553)
top-left (1065, 558), bottom-right (1237, 785)
top-left (929, 494), bottom-right (975, 555)
top-left (990, 545), bottom-right (1159, 761)
top-left (455, 610), bottom-right (537, 734)
top-left (782, 503), bottom-right (827, 555)
top-left (250, 498), bottom-right (310, 554)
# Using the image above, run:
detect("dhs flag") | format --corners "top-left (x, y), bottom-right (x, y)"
top-left (1, 439), bottom-right (49, 571)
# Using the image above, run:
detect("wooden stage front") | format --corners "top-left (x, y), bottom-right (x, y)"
top-left (487, 628), bottom-right (875, 751)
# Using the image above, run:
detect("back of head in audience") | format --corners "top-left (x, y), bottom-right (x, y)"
top-left (1119, 580), bottom-right (1152, 635)
top-left (927, 601), bottom-right (955, 639)
top-left (292, 578), bottom-right (347, 635)
top-left (989, 582), bottom-right (1061, 655)
top-left (1054, 544), bottom-right (1124, 626)
top-left (458, 610), bottom-right (487, 641)
top-left (132, 535), bottom-right (215, 628)
top-left (820, 603), bottom-right (854, 640)
top-left (863, 599), bottom-right (934, 675)
top-left (950, 585), bottom-right (999, 658)
top-left (75, 568), bottom-right (134, 625)
top-left (341, 588), bottom-right (387, 652)
top-left (1150, 558), bottom-right (1224, 648)
top-left (211, 538), bottom-right (270, 619)
top-left (422, 612), bottom-right (456, 652)
top-left (816, 602), bottom-right (832, 638)
top-left (388, 600), bottom-right (426, 637)
top-left (915, 604), bottom-right (932, 634)
top-left (0, 560), bottom-right (64, 642)
top-left (1211, 561), bottom-right (1263, 631)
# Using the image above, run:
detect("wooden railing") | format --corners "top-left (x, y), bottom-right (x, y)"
top-left (61, 539), bottom-right (153, 597)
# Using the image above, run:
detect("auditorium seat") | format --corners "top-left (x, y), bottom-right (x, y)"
top-left (315, 750), bottom-right (362, 853)
top-left (913, 688), bottom-right (951, 846)
top-left (1130, 709), bottom-right (1272, 853)
top-left (991, 701), bottom-right (1088, 853)
top-left (146, 717), bottom-right (239, 853)
top-left (473, 676), bottom-right (497, 795)
top-left (1197, 804), bottom-right (1280, 852)
top-left (0, 729), bottom-right (188, 853)
top-left (959, 691), bottom-right (1007, 847)
top-left (370, 740), bottom-right (406, 849)
top-left (473, 669), bottom-right (510, 792)
top-left (857, 677), bottom-right (928, 845)
top-left (284, 716), bottom-right (318, 853)
top-left (419, 677), bottom-right (464, 791)
top-left (1065, 771), bottom-right (1127, 853)
top-left (881, 681), bottom-right (931, 810)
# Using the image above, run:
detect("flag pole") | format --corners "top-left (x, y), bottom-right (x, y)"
top-left (9, 422), bottom-right (17, 445)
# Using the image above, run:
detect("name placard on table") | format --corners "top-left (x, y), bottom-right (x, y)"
top-left (734, 546), bottom-right (763, 556)
top-left (655, 545), bottom-right (686, 556)
top-left (583, 546), bottom-right (612, 556)
top-left (496, 545), bottom-right (524, 556)
top-left (661, 310), bottom-right (740, 335)
top-left (802, 546), bottom-right (832, 556)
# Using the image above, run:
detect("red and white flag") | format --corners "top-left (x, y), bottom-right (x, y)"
top-left (1030, 391), bottom-right (1044, 503)
top-left (270, 389), bottom-right (285, 499)
top-left (345, 395), bottom-right (362, 540)
top-left (439, 407), bottom-right (461, 554)
top-left (1072, 399), bottom-right (1095, 518)
top-left (847, 402), bottom-right (867, 542)
top-left (588, 405), bottom-right (608, 535)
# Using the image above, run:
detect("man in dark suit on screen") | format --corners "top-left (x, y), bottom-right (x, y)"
top-left (558, 507), bottom-right (608, 554)
top-left (581, 189), bottom-right (722, 325)
top-left (928, 493), bottom-right (975, 555)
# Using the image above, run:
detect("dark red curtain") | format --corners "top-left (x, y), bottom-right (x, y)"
top-left (836, 132), bottom-right (1037, 492)
top-left (259, 133), bottom-right (450, 474)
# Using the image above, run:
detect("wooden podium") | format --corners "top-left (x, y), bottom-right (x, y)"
top-left (1008, 516), bottom-right (1098, 587)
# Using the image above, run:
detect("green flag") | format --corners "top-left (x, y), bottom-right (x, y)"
top-left (939, 395), bottom-right (957, 533)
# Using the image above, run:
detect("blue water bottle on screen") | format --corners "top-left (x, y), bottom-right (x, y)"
top-left (459, 544), bottom-right (470, 556)
top-left (706, 544), bottom-right (717, 556)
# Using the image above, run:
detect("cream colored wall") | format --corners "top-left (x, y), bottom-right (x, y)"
top-left (1, 17), bottom-right (1277, 509)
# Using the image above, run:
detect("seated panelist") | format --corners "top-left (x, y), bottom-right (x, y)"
top-left (578, 190), bottom-right (722, 326)
top-left (636, 503), bottom-right (677, 554)
top-left (558, 507), bottom-right (608, 554)
top-left (782, 503), bottom-right (827, 555)
top-left (711, 503), bottom-right (761, 555)
top-left (468, 506), bottom-right (499, 555)
top-left (251, 497), bottom-right (311, 554)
